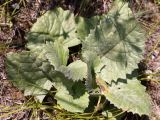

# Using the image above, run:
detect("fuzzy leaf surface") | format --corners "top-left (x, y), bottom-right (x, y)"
top-left (59, 60), bottom-right (88, 81)
top-left (96, 75), bottom-right (151, 115)
top-left (43, 40), bottom-right (87, 81)
top-left (44, 40), bottom-right (69, 69)
top-left (27, 8), bottom-right (80, 49)
top-left (75, 17), bottom-right (100, 40)
top-left (82, 0), bottom-right (146, 83)
top-left (6, 52), bottom-right (54, 102)
top-left (52, 72), bottom-right (89, 112)
top-left (82, 51), bottom-right (104, 91)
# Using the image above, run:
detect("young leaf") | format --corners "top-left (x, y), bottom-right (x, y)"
top-left (44, 40), bottom-right (69, 70)
top-left (59, 60), bottom-right (88, 81)
top-left (82, 51), bottom-right (104, 91)
top-left (43, 40), bottom-right (87, 81)
top-left (6, 52), bottom-right (54, 102)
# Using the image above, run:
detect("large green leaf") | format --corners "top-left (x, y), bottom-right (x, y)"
top-left (52, 72), bottom-right (89, 112)
top-left (82, 51), bottom-right (151, 115)
top-left (82, 0), bottom-right (146, 83)
top-left (6, 52), bottom-right (54, 102)
top-left (27, 8), bottom-right (80, 49)
top-left (27, 7), bottom-right (101, 50)
top-left (96, 75), bottom-right (151, 116)
top-left (81, 0), bottom-right (151, 115)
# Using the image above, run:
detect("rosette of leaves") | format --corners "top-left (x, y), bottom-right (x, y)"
top-left (6, 0), bottom-right (151, 116)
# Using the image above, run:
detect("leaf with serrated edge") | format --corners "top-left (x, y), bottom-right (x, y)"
top-left (44, 40), bottom-right (69, 70)
top-left (27, 8), bottom-right (79, 49)
top-left (58, 60), bottom-right (87, 81)
top-left (27, 8), bottom-right (101, 50)
top-left (44, 40), bottom-right (87, 81)
top-left (82, 51), bottom-right (104, 91)
top-left (6, 52), bottom-right (54, 102)
top-left (96, 75), bottom-right (151, 116)
top-left (61, 60), bottom-right (88, 81)
top-left (82, 0), bottom-right (146, 83)
top-left (52, 72), bottom-right (89, 112)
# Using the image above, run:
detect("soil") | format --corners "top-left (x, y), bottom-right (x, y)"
top-left (0, 0), bottom-right (160, 120)
top-left (145, 28), bottom-right (160, 120)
